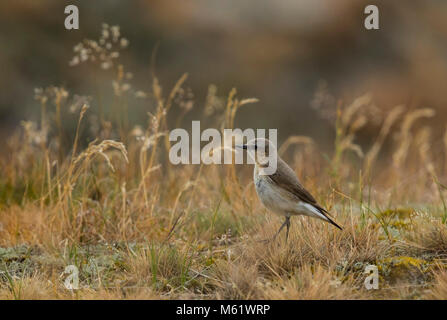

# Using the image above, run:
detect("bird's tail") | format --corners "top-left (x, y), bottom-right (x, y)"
top-left (315, 205), bottom-right (343, 230)
top-left (323, 214), bottom-right (343, 230)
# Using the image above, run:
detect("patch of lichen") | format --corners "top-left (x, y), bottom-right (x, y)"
top-left (377, 256), bottom-right (432, 285)
top-left (377, 208), bottom-right (416, 220)
top-left (336, 254), bottom-right (439, 292)
top-left (374, 208), bottom-right (417, 242)
top-left (0, 244), bottom-right (127, 287)
top-left (389, 220), bottom-right (412, 230)
top-left (0, 245), bottom-right (42, 282)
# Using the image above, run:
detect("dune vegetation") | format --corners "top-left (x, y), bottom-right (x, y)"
top-left (1, 24), bottom-right (447, 300)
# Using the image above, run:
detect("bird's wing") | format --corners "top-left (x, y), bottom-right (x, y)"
top-left (268, 158), bottom-right (342, 230)
top-left (269, 158), bottom-right (319, 205)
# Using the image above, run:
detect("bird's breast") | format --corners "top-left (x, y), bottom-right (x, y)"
top-left (254, 173), bottom-right (290, 215)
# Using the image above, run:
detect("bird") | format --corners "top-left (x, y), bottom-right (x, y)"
top-left (237, 138), bottom-right (342, 242)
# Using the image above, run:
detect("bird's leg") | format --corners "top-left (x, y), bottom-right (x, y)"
top-left (272, 216), bottom-right (290, 241)
top-left (285, 216), bottom-right (291, 242)
top-left (257, 216), bottom-right (291, 243)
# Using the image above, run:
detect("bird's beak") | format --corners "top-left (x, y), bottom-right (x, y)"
top-left (236, 144), bottom-right (247, 150)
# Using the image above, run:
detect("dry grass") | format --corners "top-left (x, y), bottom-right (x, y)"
top-left (1, 24), bottom-right (447, 300)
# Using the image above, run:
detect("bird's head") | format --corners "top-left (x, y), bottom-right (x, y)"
top-left (236, 138), bottom-right (275, 153)
top-left (236, 138), bottom-right (278, 174)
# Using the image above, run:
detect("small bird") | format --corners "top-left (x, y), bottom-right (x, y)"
top-left (237, 138), bottom-right (342, 241)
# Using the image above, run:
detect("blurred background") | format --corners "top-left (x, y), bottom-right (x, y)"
top-left (1, 0), bottom-right (446, 150)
